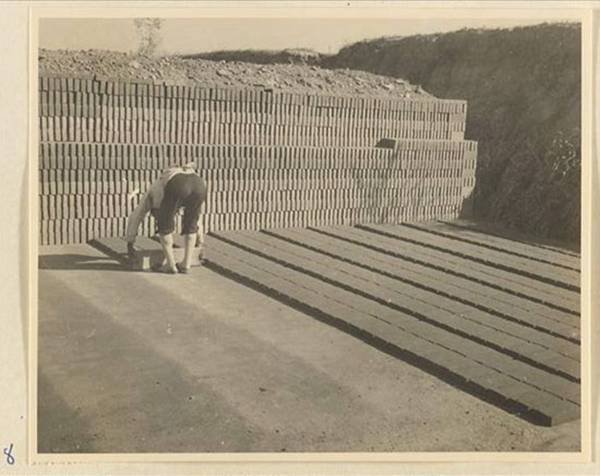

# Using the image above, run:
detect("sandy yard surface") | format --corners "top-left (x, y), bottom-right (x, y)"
top-left (37, 244), bottom-right (580, 454)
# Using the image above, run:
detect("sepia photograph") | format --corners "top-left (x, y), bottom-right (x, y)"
top-left (33, 6), bottom-right (588, 460)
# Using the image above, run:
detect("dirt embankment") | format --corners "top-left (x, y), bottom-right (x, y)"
top-left (324, 23), bottom-right (581, 244)
top-left (38, 48), bottom-right (432, 99)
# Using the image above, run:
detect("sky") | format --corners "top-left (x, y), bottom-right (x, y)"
top-left (38, 17), bottom-right (568, 55)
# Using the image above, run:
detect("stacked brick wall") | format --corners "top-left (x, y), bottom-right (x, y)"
top-left (38, 75), bottom-right (477, 245)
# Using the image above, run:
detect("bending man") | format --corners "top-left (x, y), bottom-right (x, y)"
top-left (126, 164), bottom-right (207, 274)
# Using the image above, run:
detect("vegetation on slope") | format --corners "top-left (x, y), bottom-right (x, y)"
top-left (325, 24), bottom-right (581, 243)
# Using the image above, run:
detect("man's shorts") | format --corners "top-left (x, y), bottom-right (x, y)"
top-left (155, 173), bottom-right (207, 236)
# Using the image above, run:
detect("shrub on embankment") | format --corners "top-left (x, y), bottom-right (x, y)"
top-left (324, 23), bottom-right (581, 244)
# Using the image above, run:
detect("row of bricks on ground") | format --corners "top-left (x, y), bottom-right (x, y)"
top-left (211, 233), bottom-right (584, 372)
top-left (205, 244), bottom-right (581, 424)
top-left (39, 93), bottom-right (467, 125)
top-left (39, 190), bottom-right (466, 219)
top-left (39, 119), bottom-right (464, 144)
top-left (220, 231), bottom-right (582, 366)
top-left (39, 207), bottom-right (462, 246)
top-left (38, 172), bottom-right (472, 195)
top-left (258, 227), bottom-right (582, 320)
top-left (38, 140), bottom-right (478, 164)
top-left (39, 76), bottom-right (468, 113)
top-left (38, 152), bottom-right (476, 175)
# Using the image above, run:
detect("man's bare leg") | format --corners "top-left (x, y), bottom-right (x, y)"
top-left (159, 232), bottom-right (178, 273)
top-left (181, 233), bottom-right (197, 270)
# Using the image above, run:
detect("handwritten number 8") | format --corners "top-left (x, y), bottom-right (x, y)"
top-left (3, 444), bottom-right (14, 465)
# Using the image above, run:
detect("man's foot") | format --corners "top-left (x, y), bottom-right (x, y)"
top-left (152, 263), bottom-right (178, 274)
top-left (176, 262), bottom-right (190, 274)
top-left (127, 242), bottom-right (136, 258)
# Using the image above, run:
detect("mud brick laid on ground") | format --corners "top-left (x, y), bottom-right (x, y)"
top-left (343, 225), bottom-right (580, 314)
top-left (269, 227), bottom-right (580, 339)
top-left (433, 220), bottom-right (580, 270)
top-left (219, 230), bottom-right (580, 379)
top-left (203, 233), bottom-right (580, 426)
top-left (369, 223), bottom-right (579, 291)
top-left (273, 229), bottom-right (580, 329)
top-left (89, 235), bottom-right (203, 271)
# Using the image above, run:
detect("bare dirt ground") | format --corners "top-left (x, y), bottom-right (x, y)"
top-left (39, 49), bottom-right (433, 99)
top-left (37, 244), bottom-right (580, 453)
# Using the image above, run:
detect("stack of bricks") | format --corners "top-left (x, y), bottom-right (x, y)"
top-left (38, 75), bottom-right (477, 246)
